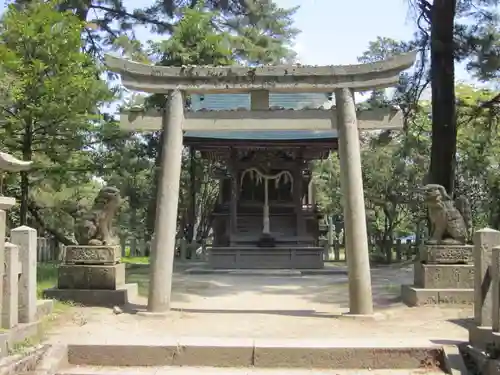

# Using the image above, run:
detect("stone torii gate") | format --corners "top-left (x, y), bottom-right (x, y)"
top-left (106, 52), bottom-right (417, 316)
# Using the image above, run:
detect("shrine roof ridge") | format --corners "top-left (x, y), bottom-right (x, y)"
top-left (105, 52), bottom-right (417, 93)
top-left (184, 130), bottom-right (338, 141)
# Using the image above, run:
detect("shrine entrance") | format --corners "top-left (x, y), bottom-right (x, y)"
top-left (183, 130), bottom-right (336, 269)
top-left (106, 52), bottom-right (417, 315)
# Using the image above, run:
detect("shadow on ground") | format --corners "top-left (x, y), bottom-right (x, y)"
top-left (124, 261), bottom-right (413, 310)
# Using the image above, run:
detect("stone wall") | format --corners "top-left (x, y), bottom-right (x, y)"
top-left (464, 228), bottom-right (500, 373)
top-left (0, 225), bottom-right (53, 357)
top-left (468, 229), bottom-right (500, 345)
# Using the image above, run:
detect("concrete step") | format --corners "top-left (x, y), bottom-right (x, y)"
top-left (57, 365), bottom-right (447, 375)
top-left (64, 342), bottom-right (446, 370)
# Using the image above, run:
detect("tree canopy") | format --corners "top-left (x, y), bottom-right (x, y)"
top-left (0, 0), bottom-right (497, 261)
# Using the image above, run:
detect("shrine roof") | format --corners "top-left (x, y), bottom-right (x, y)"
top-left (183, 130), bottom-right (338, 141)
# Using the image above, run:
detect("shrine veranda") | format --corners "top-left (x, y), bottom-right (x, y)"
top-left (106, 52), bottom-right (417, 315)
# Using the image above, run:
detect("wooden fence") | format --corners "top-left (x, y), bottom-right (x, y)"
top-left (322, 238), bottom-right (418, 263)
top-left (28, 236), bottom-right (418, 264)
top-left (6, 237), bottom-right (62, 263)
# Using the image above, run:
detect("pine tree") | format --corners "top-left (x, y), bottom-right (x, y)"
top-left (410, 0), bottom-right (499, 194)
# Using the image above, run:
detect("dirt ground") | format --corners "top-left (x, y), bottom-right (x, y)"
top-left (41, 262), bottom-right (473, 347)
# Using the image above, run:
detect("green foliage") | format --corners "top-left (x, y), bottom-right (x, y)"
top-left (410, 0), bottom-right (499, 80)
top-left (0, 0), bottom-right (301, 249)
top-left (149, 7), bottom-right (233, 66)
top-left (143, 0), bottom-right (300, 64)
top-left (135, 3), bottom-right (299, 245)
top-left (455, 0), bottom-right (500, 80)
top-left (0, 1), bottom-right (111, 126)
top-left (315, 35), bottom-right (500, 254)
top-left (226, 1), bottom-right (299, 64)
top-left (0, 0), bottom-right (112, 232)
top-left (5, 0), bottom-right (497, 261)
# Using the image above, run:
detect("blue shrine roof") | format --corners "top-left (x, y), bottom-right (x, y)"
top-left (184, 130), bottom-right (338, 141)
top-left (184, 93), bottom-right (337, 141)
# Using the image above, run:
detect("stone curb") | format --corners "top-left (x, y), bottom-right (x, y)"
top-left (183, 268), bottom-right (348, 276)
top-left (65, 341), bottom-right (447, 370)
top-left (0, 344), bottom-right (49, 375)
top-left (442, 345), bottom-right (468, 375)
top-left (31, 344), bottom-right (68, 375)
top-left (57, 367), bottom-right (447, 375)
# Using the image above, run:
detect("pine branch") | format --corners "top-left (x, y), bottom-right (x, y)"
top-left (90, 5), bottom-right (174, 32)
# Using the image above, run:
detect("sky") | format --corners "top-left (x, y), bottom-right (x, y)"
top-left (0, 0), bottom-right (477, 88)
top-left (120, 0), bottom-right (472, 82)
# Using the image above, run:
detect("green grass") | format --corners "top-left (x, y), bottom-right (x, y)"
top-left (36, 256), bottom-right (150, 294)
top-left (36, 258), bottom-right (151, 302)
top-left (384, 283), bottom-right (401, 294)
top-left (8, 299), bottom-right (75, 355)
top-left (121, 256), bottom-right (150, 264)
top-left (7, 263), bottom-right (78, 355)
top-left (37, 262), bottom-right (59, 297)
top-left (36, 262), bottom-right (76, 313)
top-left (124, 265), bottom-right (150, 296)
top-left (324, 247), bottom-right (416, 263)
top-left (13, 261), bottom-right (150, 356)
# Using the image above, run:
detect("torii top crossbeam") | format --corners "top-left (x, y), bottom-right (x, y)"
top-left (106, 52), bottom-right (417, 132)
top-left (105, 52), bottom-right (417, 94)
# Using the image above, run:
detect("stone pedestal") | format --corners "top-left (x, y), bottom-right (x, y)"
top-left (401, 244), bottom-right (474, 306)
top-left (63, 245), bottom-right (121, 265)
top-left (58, 264), bottom-right (125, 290)
top-left (44, 245), bottom-right (137, 307)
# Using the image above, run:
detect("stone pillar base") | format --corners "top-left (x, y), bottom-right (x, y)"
top-left (63, 245), bottom-right (121, 265)
top-left (0, 299), bottom-right (54, 358)
top-left (57, 263), bottom-right (125, 290)
top-left (414, 263), bottom-right (474, 289)
top-left (468, 326), bottom-right (495, 349)
top-left (47, 245), bottom-right (138, 307)
top-left (401, 284), bottom-right (473, 306)
top-left (44, 284), bottom-right (137, 307)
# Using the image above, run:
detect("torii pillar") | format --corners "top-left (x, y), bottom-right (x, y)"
top-left (147, 90), bottom-right (184, 312)
top-left (335, 88), bottom-right (373, 315)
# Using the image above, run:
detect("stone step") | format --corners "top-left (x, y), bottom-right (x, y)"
top-left (64, 342), bottom-right (446, 370)
top-left (57, 365), bottom-right (447, 375)
top-left (401, 285), bottom-right (474, 306)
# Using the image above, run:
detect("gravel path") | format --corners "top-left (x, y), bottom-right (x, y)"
top-left (45, 263), bottom-right (472, 346)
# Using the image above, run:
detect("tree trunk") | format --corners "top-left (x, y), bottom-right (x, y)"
top-left (146, 131), bottom-right (164, 239)
top-left (187, 146), bottom-right (196, 243)
top-left (28, 202), bottom-right (77, 246)
top-left (489, 183), bottom-right (500, 228)
top-left (130, 207), bottom-right (138, 256)
top-left (20, 118), bottom-right (33, 225)
top-left (428, 0), bottom-right (457, 195)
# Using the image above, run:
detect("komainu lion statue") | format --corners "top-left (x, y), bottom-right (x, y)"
top-left (422, 184), bottom-right (471, 245)
top-left (75, 186), bottom-right (122, 246)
